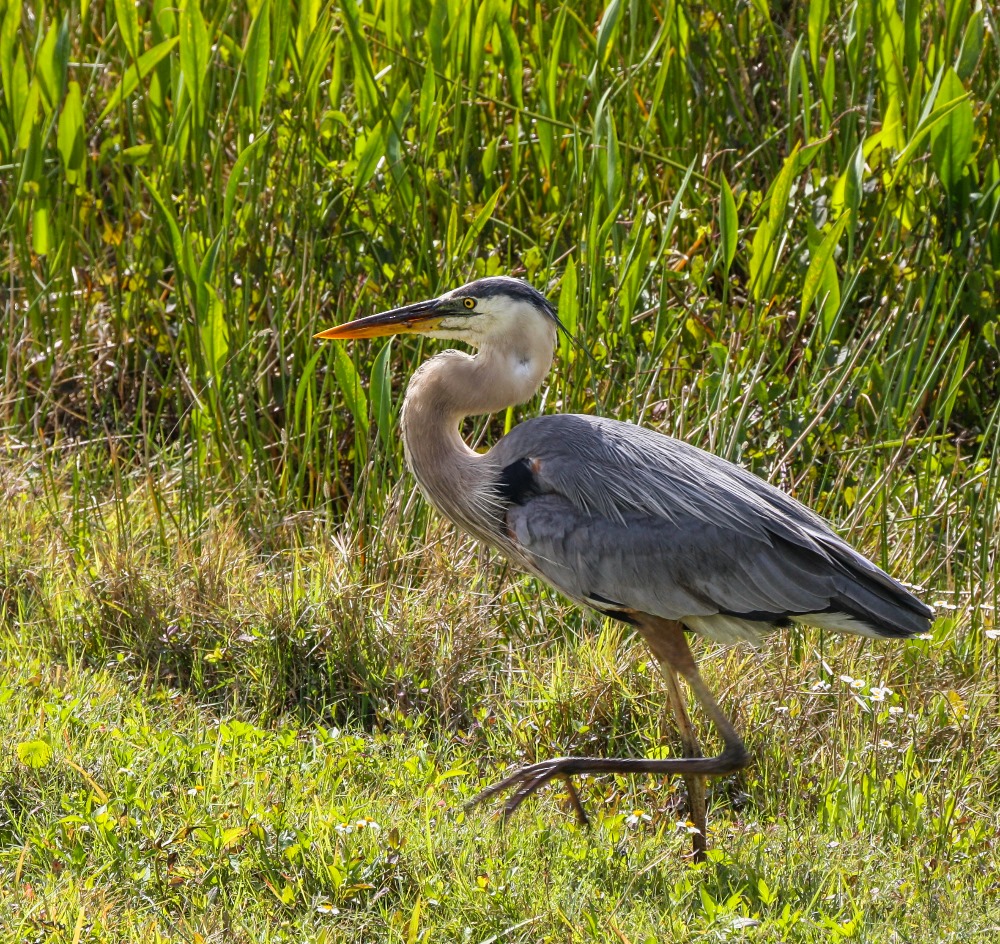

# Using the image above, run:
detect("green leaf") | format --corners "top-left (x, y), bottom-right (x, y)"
top-left (604, 110), bottom-right (620, 206)
top-left (938, 334), bottom-right (969, 431)
top-left (544, 7), bottom-right (567, 119)
top-left (139, 170), bottom-right (187, 279)
top-left (196, 230), bottom-right (224, 316)
top-left (594, 0), bottom-right (622, 69)
top-left (749, 219), bottom-right (774, 301)
top-left (244, 0), bottom-right (271, 123)
top-left (1, 1), bottom-right (22, 111)
top-left (844, 142), bottom-right (864, 216)
top-left (113, 0), bottom-right (141, 61)
top-left (16, 78), bottom-right (40, 149)
top-left (333, 345), bottom-right (369, 437)
top-left (719, 174), bottom-right (737, 274)
top-left (406, 896), bottom-right (422, 944)
top-left (807, 0), bottom-right (830, 74)
top-left (831, 142), bottom-right (864, 218)
top-left (180, 0), bottom-right (210, 128)
top-left (458, 185), bottom-right (503, 258)
top-left (339, 0), bottom-right (378, 113)
top-left (467, 1), bottom-right (492, 103)
top-left (801, 211), bottom-right (850, 321)
top-left (370, 339), bottom-right (395, 449)
top-left (875, 0), bottom-right (907, 109)
top-left (820, 53), bottom-right (835, 132)
top-left (494, 3), bottom-right (523, 109)
top-left (426, 0), bottom-right (447, 71)
top-left (34, 15), bottom-right (69, 112)
top-left (32, 206), bottom-right (50, 256)
top-left (97, 36), bottom-right (180, 124)
top-left (879, 95), bottom-right (905, 153)
top-left (9, 47), bottom-right (30, 143)
top-left (557, 256), bottom-right (578, 364)
top-left (294, 0), bottom-right (321, 60)
top-left (418, 61), bottom-right (438, 141)
top-left (292, 349), bottom-right (321, 437)
top-left (890, 83), bottom-right (967, 185)
top-left (354, 121), bottom-right (385, 190)
top-left (224, 132), bottom-right (269, 230)
top-left (786, 35), bottom-right (805, 141)
top-left (57, 80), bottom-right (85, 183)
top-left (17, 739), bottom-right (52, 769)
top-left (199, 284), bottom-right (229, 377)
top-left (956, 9), bottom-right (984, 81)
top-left (120, 143), bottom-right (152, 165)
top-left (768, 142), bottom-right (802, 230)
top-left (661, 160), bottom-right (696, 248)
top-left (270, 0), bottom-right (290, 82)
top-left (930, 68), bottom-right (973, 194)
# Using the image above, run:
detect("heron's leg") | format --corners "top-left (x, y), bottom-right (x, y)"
top-left (658, 661), bottom-right (708, 862)
top-left (634, 617), bottom-right (747, 764)
top-left (467, 618), bottom-right (749, 831)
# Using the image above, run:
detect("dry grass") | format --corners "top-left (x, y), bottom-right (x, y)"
top-left (3, 0), bottom-right (1000, 938)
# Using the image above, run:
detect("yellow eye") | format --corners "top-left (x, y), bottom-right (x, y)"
top-left (463, 297), bottom-right (476, 309)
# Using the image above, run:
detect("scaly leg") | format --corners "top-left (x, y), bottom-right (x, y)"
top-left (659, 661), bottom-right (708, 861)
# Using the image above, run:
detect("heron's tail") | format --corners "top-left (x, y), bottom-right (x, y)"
top-left (818, 541), bottom-right (934, 639)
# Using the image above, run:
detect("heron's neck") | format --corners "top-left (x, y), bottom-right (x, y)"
top-left (399, 342), bottom-right (552, 538)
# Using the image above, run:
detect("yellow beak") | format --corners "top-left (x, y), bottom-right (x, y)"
top-left (314, 299), bottom-right (444, 340)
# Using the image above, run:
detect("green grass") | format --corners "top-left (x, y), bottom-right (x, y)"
top-left (2, 0), bottom-right (1000, 940)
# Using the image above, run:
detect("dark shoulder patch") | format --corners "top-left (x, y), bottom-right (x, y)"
top-left (496, 458), bottom-right (541, 506)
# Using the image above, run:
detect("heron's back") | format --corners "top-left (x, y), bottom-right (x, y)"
top-left (489, 414), bottom-right (933, 644)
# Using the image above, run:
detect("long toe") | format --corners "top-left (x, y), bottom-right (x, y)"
top-left (503, 773), bottom-right (549, 818)
top-left (468, 758), bottom-right (580, 818)
top-left (560, 775), bottom-right (589, 825)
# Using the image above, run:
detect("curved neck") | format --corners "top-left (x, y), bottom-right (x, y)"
top-left (399, 340), bottom-right (553, 541)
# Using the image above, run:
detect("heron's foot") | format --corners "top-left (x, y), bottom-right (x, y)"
top-left (466, 747), bottom-right (751, 825)
top-left (466, 757), bottom-right (596, 825)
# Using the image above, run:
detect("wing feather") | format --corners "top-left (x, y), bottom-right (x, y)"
top-left (492, 414), bottom-right (932, 642)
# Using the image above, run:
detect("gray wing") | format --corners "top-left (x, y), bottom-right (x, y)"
top-left (491, 414), bottom-right (932, 644)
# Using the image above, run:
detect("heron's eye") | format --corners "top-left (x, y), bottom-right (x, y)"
top-left (463, 297), bottom-right (476, 310)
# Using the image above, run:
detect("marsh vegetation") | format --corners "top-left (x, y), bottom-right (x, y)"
top-left (1, 0), bottom-right (999, 940)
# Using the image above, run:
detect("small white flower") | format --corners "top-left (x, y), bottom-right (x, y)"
top-left (811, 680), bottom-right (832, 692)
top-left (870, 686), bottom-right (892, 701)
top-left (888, 706), bottom-right (904, 716)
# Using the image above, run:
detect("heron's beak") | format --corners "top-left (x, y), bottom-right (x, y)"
top-left (314, 299), bottom-right (444, 340)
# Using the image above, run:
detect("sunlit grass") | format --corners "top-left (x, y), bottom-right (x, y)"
top-left (3, 454), bottom-right (999, 940)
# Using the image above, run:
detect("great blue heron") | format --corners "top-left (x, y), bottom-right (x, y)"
top-left (316, 276), bottom-right (932, 857)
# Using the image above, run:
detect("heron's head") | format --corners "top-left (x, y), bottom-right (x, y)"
top-left (314, 276), bottom-right (561, 350)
